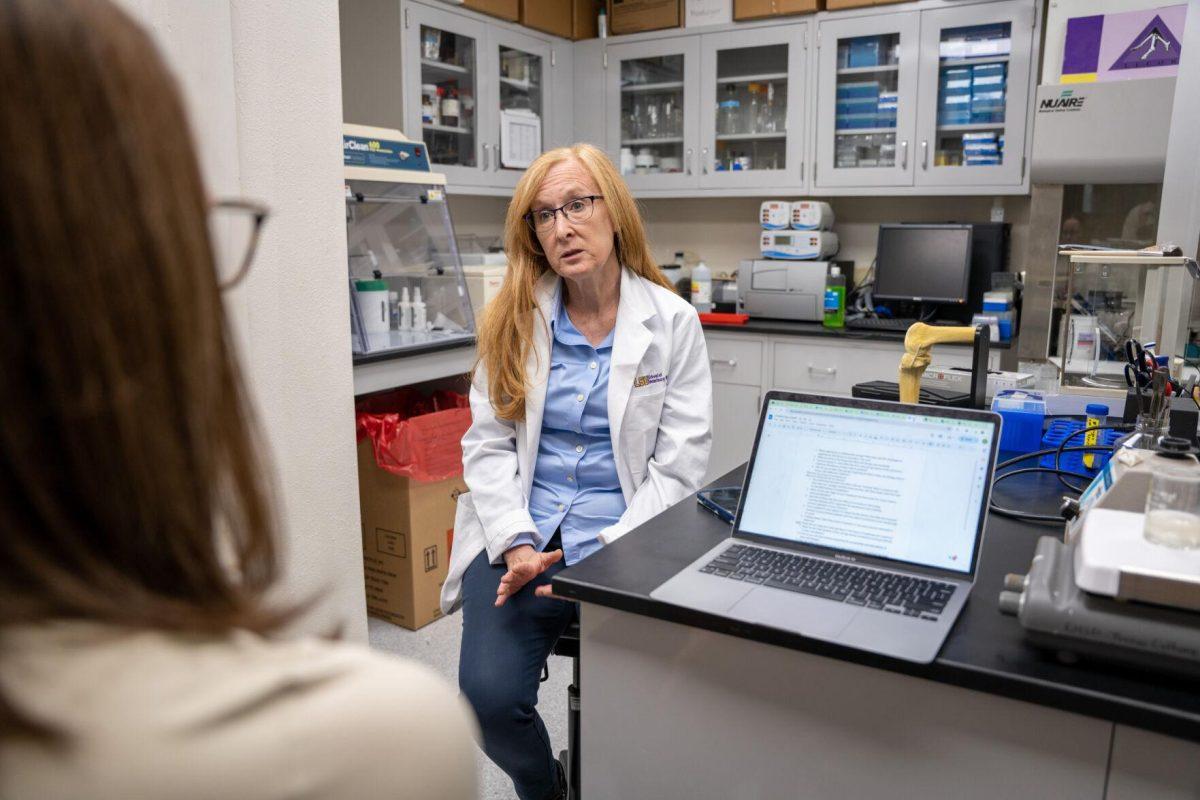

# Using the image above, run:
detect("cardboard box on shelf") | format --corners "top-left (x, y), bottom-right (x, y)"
top-left (686, 0), bottom-right (732, 27)
top-left (608, 0), bottom-right (682, 35)
top-left (825, 0), bottom-right (906, 10)
top-left (522, 0), bottom-right (600, 40)
top-left (733, 0), bottom-right (820, 20)
top-left (357, 438), bottom-right (467, 631)
top-left (463, 0), bottom-right (520, 21)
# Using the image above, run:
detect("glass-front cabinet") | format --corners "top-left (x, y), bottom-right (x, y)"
top-left (814, 13), bottom-right (919, 188)
top-left (606, 38), bottom-right (701, 193)
top-left (699, 26), bottom-right (806, 190)
top-left (487, 28), bottom-right (551, 189)
top-left (913, 0), bottom-right (1034, 188)
top-left (403, 3), bottom-right (555, 190)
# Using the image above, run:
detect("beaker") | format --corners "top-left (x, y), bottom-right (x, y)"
top-left (1144, 467), bottom-right (1200, 549)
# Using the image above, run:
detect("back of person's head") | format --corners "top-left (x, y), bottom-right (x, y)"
top-left (0, 0), bottom-right (282, 735)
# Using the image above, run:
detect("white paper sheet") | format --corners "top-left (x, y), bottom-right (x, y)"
top-left (500, 108), bottom-right (541, 169)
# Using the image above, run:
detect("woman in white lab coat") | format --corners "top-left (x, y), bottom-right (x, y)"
top-left (443, 143), bottom-right (713, 800)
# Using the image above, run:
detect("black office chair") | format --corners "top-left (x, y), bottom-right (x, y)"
top-left (542, 621), bottom-right (581, 798)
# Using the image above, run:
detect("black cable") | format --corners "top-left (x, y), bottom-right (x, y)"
top-left (989, 467), bottom-right (1096, 523)
top-left (988, 433), bottom-right (1129, 524)
top-left (1053, 424), bottom-right (1130, 493)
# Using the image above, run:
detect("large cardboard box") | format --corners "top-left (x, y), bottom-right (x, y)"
top-left (463, 0), bottom-right (520, 21)
top-left (522, 0), bottom-right (600, 40)
top-left (608, 0), bottom-right (682, 35)
top-left (357, 438), bottom-right (467, 630)
top-left (824, 0), bottom-right (904, 9)
top-left (733, 0), bottom-right (820, 20)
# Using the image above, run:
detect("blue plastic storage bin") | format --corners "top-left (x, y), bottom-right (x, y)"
top-left (991, 390), bottom-right (1046, 454)
top-left (848, 39), bottom-right (882, 68)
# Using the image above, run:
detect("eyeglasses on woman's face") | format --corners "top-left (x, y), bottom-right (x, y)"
top-left (524, 195), bottom-right (603, 233)
top-left (209, 199), bottom-right (270, 290)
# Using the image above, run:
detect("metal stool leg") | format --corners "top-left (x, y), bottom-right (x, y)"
top-left (567, 653), bottom-right (580, 798)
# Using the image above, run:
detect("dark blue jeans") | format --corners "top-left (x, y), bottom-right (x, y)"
top-left (459, 537), bottom-right (578, 800)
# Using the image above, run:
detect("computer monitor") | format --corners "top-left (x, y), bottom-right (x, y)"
top-left (873, 224), bottom-right (974, 305)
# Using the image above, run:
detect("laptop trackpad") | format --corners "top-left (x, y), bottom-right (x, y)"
top-left (729, 588), bottom-right (861, 640)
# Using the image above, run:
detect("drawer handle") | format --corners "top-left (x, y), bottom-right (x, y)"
top-left (710, 358), bottom-right (737, 367)
top-left (807, 364), bottom-right (837, 376)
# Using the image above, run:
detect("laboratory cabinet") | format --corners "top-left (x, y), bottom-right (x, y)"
top-left (401, 0), bottom-right (569, 193)
top-left (813, 0), bottom-right (1035, 191)
top-left (606, 24), bottom-right (809, 193)
top-left (584, 0), bottom-right (1040, 197)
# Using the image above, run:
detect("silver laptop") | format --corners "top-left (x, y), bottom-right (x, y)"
top-left (651, 391), bottom-right (1000, 664)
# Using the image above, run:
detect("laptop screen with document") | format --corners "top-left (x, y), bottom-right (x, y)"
top-left (736, 397), bottom-right (997, 575)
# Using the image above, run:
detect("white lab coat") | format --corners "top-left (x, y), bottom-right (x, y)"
top-left (440, 266), bottom-right (713, 614)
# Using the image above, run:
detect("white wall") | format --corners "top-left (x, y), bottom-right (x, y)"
top-left (116, 0), bottom-right (368, 641)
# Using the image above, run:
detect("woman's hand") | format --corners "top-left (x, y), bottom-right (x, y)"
top-left (496, 545), bottom-right (564, 607)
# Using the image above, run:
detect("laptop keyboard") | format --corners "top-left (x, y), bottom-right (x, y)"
top-left (701, 544), bottom-right (957, 622)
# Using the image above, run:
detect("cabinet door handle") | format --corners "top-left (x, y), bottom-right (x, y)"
top-left (807, 364), bottom-right (837, 376)
top-left (921, 140), bottom-right (929, 170)
top-left (493, 143), bottom-right (501, 172)
top-left (702, 146), bottom-right (709, 175)
top-left (686, 148), bottom-right (693, 176)
top-left (482, 145), bottom-right (489, 171)
top-left (710, 358), bottom-right (737, 368)
top-left (900, 139), bottom-right (908, 170)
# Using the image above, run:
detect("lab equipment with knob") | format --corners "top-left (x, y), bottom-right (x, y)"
top-left (759, 230), bottom-right (840, 261)
top-left (1001, 441), bottom-right (1200, 678)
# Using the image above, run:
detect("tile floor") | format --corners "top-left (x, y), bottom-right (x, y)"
top-left (369, 614), bottom-right (572, 800)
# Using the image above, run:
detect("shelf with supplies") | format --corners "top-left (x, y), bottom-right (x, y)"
top-left (420, 57), bottom-right (470, 76)
top-left (620, 80), bottom-right (685, 93)
top-left (937, 122), bottom-right (1007, 132)
top-left (835, 64), bottom-right (900, 76)
top-left (716, 71), bottom-right (788, 85)
top-left (422, 122), bottom-right (472, 135)
top-left (715, 132), bottom-right (787, 142)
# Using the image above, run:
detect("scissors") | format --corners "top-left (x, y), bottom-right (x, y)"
top-left (1124, 339), bottom-right (1156, 373)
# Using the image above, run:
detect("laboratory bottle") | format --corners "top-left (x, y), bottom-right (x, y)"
top-left (745, 83), bottom-right (762, 134)
top-left (761, 82), bottom-right (776, 133)
top-left (399, 286), bottom-right (413, 331)
top-left (389, 291), bottom-right (400, 330)
top-left (823, 266), bottom-right (846, 329)
top-left (441, 89), bottom-right (460, 128)
top-left (413, 286), bottom-right (428, 330)
top-left (691, 261), bottom-right (712, 313)
top-left (718, 85), bottom-right (740, 135)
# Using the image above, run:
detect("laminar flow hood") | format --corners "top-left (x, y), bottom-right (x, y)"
top-left (1030, 77), bottom-right (1175, 184)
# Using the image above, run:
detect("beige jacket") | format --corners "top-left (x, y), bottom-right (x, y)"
top-left (0, 622), bottom-right (478, 799)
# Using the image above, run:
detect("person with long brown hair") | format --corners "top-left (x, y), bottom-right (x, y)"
top-left (0, 1), bottom-right (476, 796)
top-left (441, 143), bottom-right (713, 799)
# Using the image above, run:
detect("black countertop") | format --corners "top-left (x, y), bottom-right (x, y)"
top-left (553, 464), bottom-right (1200, 743)
top-left (702, 318), bottom-right (1012, 349)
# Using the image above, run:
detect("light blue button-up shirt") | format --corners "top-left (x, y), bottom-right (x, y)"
top-left (512, 289), bottom-right (627, 565)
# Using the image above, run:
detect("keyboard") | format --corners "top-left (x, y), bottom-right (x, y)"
top-left (701, 544), bottom-right (957, 622)
top-left (845, 317), bottom-right (917, 331)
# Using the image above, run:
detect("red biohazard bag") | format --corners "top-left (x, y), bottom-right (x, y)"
top-left (355, 388), bottom-right (471, 482)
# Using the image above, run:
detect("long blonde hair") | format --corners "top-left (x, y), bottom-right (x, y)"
top-left (476, 143), bottom-right (673, 421)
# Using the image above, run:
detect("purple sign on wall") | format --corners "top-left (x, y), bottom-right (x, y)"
top-left (1061, 5), bottom-right (1187, 83)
